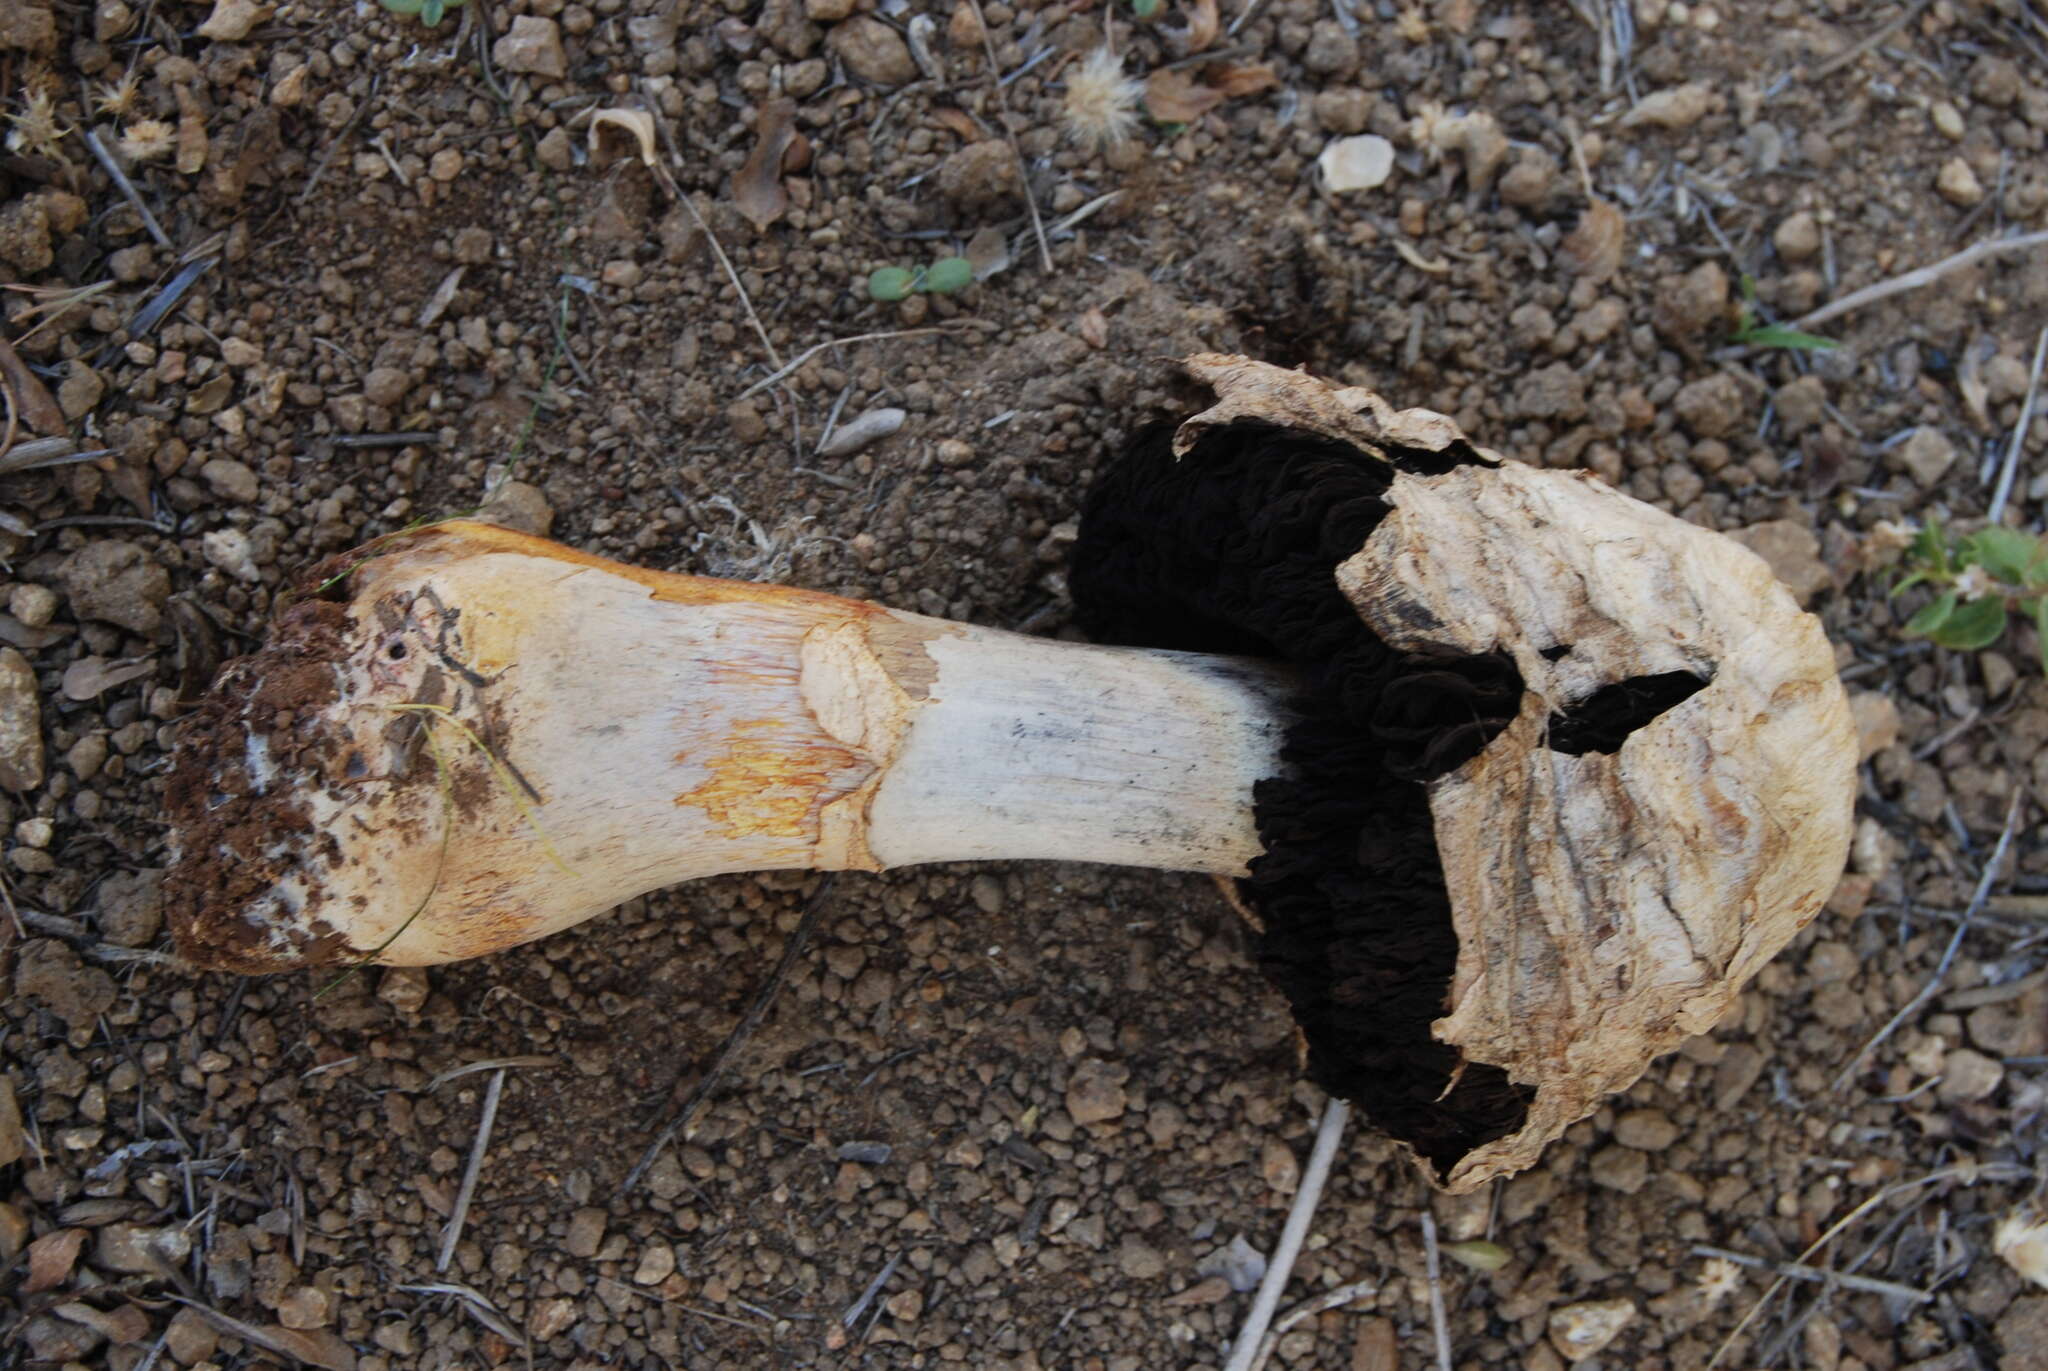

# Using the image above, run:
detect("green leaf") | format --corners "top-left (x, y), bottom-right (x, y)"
top-left (1443, 1241), bottom-right (1511, 1273)
top-left (381, 0), bottom-right (428, 12)
top-left (1735, 322), bottom-right (1838, 352)
top-left (421, 0), bottom-right (446, 21)
top-left (1910, 518), bottom-right (1946, 572)
top-left (2037, 598), bottom-right (2048, 677)
top-left (1890, 569), bottom-right (1935, 598)
top-left (1965, 527), bottom-right (2041, 585)
top-left (1131, 0), bottom-right (1162, 17)
top-left (1904, 591), bottom-right (1958, 637)
top-left (1926, 596), bottom-right (2008, 651)
top-left (867, 267), bottom-right (916, 302)
top-left (922, 256), bottom-right (974, 295)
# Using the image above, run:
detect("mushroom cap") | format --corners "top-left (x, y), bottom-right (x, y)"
top-left (1176, 357), bottom-right (1857, 1191)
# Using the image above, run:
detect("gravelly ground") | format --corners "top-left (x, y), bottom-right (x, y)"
top-left (3, 1), bottom-right (2048, 1369)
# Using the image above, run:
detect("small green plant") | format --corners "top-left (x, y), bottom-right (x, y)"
top-left (381, 0), bottom-right (467, 25)
top-left (1731, 274), bottom-right (1836, 351)
top-left (1131, 0), bottom-right (1163, 18)
top-left (866, 256), bottom-right (975, 302)
top-left (1893, 517), bottom-right (2048, 669)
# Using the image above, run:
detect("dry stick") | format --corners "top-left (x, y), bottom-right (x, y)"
top-left (81, 128), bottom-right (171, 249)
top-left (1987, 322), bottom-right (2048, 524)
top-left (732, 328), bottom-right (953, 402)
top-left (1830, 789), bottom-right (2025, 1092)
top-left (1807, 0), bottom-right (1930, 81)
top-left (1690, 1245), bottom-right (1933, 1304)
top-left (1786, 229), bottom-right (2048, 335)
top-left (1420, 1211), bottom-right (1454, 1371)
top-left (1244, 1278), bottom-right (1379, 1371)
top-left (1706, 1161), bottom-right (2031, 1368)
top-left (617, 877), bottom-right (837, 1198)
top-left (639, 128), bottom-right (784, 373)
top-left (1222, 1098), bottom-right (1352, 1371)
top-left (436, 1067), bottom-right (506, 1271)
top-left (963, 0), bottom-right (1054, 274)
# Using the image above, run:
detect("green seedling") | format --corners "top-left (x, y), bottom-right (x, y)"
top-left (1131, 0), bottom-right (1163, 17)
top-left (381, 0), bottom-right (468, 25)
top-left (1893, 517), bottom-right (2048, 671)
top-left (866, 256), bottom-right (976, 302)
top-left (1731, 274), bottom-right (1836, 351)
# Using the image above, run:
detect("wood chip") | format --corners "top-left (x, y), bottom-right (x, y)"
top-left (26, 1228), bottom-right (87, 1294)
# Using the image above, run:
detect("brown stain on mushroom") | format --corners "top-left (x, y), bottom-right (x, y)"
top-left (675, 720), bottom-right (863, 839)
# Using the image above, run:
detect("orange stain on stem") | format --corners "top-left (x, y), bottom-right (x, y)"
top-left (676, 721), bottom-right (866, 840)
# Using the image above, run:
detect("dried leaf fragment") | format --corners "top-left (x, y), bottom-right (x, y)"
top-left (1183, 0), bottom-right (1220, 53)
top-left (1560, 197), bottom-right (1625, 284)
top-left (1997, 1204), bottom-right (2048, 1289)
top-left (62, 654), bottom-right (156, 701)
top-left (25, 1228), bottom-right (87, 1294)
top-left (731, 100), bottom-right (797, 232)
top-left (1209, 63), bottom-right (1278, 98)
top-left (588, 107), bottom-right (658, 167)
top-left (1144, 68), bottom-right (1224, 124)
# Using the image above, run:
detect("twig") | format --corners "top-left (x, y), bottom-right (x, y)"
top-left (425, 1055), bottom-right (554, 1092)
top-left (1222, 1098), bottom-right (1351, 1371)
top-left (1227, 0), bottom-right (1273, 37)
top-left (1987, 322), bottom-right (2048, 524)
top-left (1690, 1245), bottom-right (1933, 1303)
top-left (1707, 1161), bottom-right (2030, 1367)
top-left (436, 1067), bottom-right (506, 1271)
top-left (299, 73), bottom-right (381, 204)
top-left (1831, 789), bottom-right (2024, 1091)
top-left (1420, 1211), bottom-right (1454, 1371)
top-left (841, 1250), bottom-right (902, 1328)
top-left (732, 328), bottom-right (951, 401)
top-left (1808, 0), bottom-right (1930, 81)
top-left (332, 431), bottom-right (443, 450)
top-left (1244, 1278), bottom-right (1378, 1371)
top-left (616, 876), bottom-right (837, 1198)
top-left (1786, 229), bottom-right (2048, 335)
top-left (963, 0), bottom-right (1053, 274)
top-left (81, 128), bottom-right (171, 248)
top-left (637, 120), bottom-right (784, 372)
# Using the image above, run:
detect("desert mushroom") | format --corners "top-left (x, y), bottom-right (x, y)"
top-left (165, 356), bottom-right (1856, 1191)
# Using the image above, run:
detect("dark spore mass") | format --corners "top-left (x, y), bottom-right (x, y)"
top-left (1070, 420), bottom-right (1532, 1175)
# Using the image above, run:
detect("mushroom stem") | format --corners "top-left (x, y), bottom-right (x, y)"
top-left (165, 520), bottom-right (1294, 971)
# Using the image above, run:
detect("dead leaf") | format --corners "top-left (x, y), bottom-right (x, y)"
top-left (1560, 197), bottom-right (1625, 284)
top-left (1078, 306), bottom-right (1109, 350)
top-left (731, 99), bottom-right (796, 232)
top-left (62, 655), bottom-right (157, 701)
top-left (55, 1302), bottom-right (153, 1346)
top-left (260, 1326), bottom-right (358, 1371)
top-left (1144, 69), bottom-right (1225, 124)
top-left (588, 107), bottom-right (658, 167)
top-left (964, 225), bottom-right (1012, 281)
top-left (0, 334), bottom-right (67, 436)
top-left (932, 107), bottom-right (983, 143)
top-left (26, 1229), bottom-right (87, 1294)
top-left (1185, 0), bottom-right (1220, 53)
top-left (1209, 63), bottom-right (1278, 98)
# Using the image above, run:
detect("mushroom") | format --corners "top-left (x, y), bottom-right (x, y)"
top-left (165, 356), bottom-right (1856, 1191)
